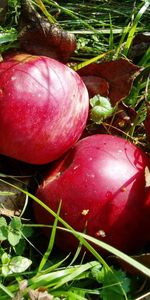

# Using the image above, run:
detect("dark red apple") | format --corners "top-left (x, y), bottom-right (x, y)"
top-left (0, 53), bottom-right (89, 164)
top-left (144, 102), bottom-right (150, 143)
top-left (34, 134), bottom-right (150, 254)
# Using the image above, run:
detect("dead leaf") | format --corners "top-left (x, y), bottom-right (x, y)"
top-left (78, 58), bottom-right (140, 104)
top-left (81, 75), bottom-right (109, 98)
top-left (12, 280), bottom-right (28, 300)
top-left (0, 177), bottom-right (28, 217)
top-left (28, 288), bottom-right (54, 300)
top-left (19, 0), bottom-right (76, 62)
top-left (129, 33), bottom-right (150, 60)
top-left (109, 102), bottom-right (137, 132)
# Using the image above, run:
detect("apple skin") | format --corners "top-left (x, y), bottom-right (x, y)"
top-left (144, 103), bottom-right (150, 143)
top-left (0, 53), bottom-right (89, 164)
top-left (34, 134), bottom-right (150, 254)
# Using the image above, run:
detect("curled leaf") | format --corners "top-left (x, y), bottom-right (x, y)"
top-left (19, 0), bottom-right (76, 62)
top-left (78, 58), bottom-right (140, 104)
top-left (90, 95), bottom-right (114, 124)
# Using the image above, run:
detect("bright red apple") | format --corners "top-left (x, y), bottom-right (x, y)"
top-left (34, 134), bottom-right (150, 254)
top-left (0, 53), bottom-right (89, 164)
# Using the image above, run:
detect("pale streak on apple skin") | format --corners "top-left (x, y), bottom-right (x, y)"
top-left (43, 172), bottom-right (61, 187)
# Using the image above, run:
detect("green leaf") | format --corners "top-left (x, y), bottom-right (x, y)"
top-left (0, 216), bottom-right (7, 227)
top-left (14, 238), bottom-right (26, 256)
top-left (9, 216), bottom-right (22, 230)
top-left (1, 253), bottom-right (32, 276)
top-left (0, 29), bottom-right (17, 44)
top-left (0, 217), bottom-right (8, 241)
top-left (1, 253), bottom-right (11, 276)
top-left (1, 252), bottom-right (10, 265)
top-left (90, 95), bottom-right (114, 124)
top-left (91, 266), bottom-right (130, 300)
top-left (9, 256), bottom-right (32, 273)
top-left (8, 217), bottom-right (22, 246)
top-left (2, 265), bottom-right (11, 277)
top-left (8, 230), bottom-right (22, 246)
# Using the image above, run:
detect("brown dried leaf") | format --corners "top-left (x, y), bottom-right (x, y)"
top-left (129, 33), bottom-right (150, 60)
top-left (110, 102), bottom-right (137, 132)
top-left (12, 280), bottom-right (28, 300)
top-left (19, 0), bottom-right (76, 62)
top-left (81, 75), bottom-right (109, 98)
top-left (0, 177), bottom-right (28, 217)
top-left (78, 58), bottom-right (140, 104)
top-left (28, 288), bottom-right (54, 300)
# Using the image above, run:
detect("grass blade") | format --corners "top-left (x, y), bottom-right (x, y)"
top-left (0, 282), bottom-right (14, 299)
top-left (44, 0), bottom-right (98, 32)
top-left (51, 261), bottom-right (99, 290)
top-left (123, 1), bottom-right (150, 56)
top-left (38, 201), bottom-right (61, 272)
top-left (108, 13), bottom-right (114, 50)
top-left (73, 50), bottom-right (113, 71)
top-left (35, 0), bottom-right (57, 24)
top-left (139, 47), bottom-right (150, 66)
top-left (1, 179), bottom-right (150, 278)
top-left (75, 230), bottom-right (150, 278)
top-left (0, 179), bottom-right (113, 270)
top-left (0, 30), bottom-right (17, 44)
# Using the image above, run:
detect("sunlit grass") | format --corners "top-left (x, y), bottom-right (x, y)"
top-left (0, 1), bottom-right (150, 299)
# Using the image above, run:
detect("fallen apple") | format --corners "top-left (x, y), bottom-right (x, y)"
top-left (144, 102), bottom-right (150, 143)
top-left (34, 134), bottom-right (150, 254)
top-left (0, 53), bottom-right (89, 164)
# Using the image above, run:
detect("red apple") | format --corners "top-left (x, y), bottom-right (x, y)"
top-left (0, 53), bottom-right (89, 164)
top-left (34, 134), bottom-right (150, 254)
top-left (144, 102), bottom-right (150, 143)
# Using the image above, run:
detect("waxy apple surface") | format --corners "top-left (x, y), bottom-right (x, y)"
top-left (34, 134), bottom-right (150, 254)
top-left (0, 53), bottom-right (89, 164)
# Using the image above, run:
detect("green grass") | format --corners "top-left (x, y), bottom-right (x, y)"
top-left (0, 178), bottom-right (150, 299)
top-left (0, 0), bottom-right (150, 299)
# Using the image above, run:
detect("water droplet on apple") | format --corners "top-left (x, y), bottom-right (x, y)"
top-left (11, 76), bottom-right (16, 81)
top-left (73, 165), bottom-right (79, 170)
top-left (96, 230), bottom-right (106, 237)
